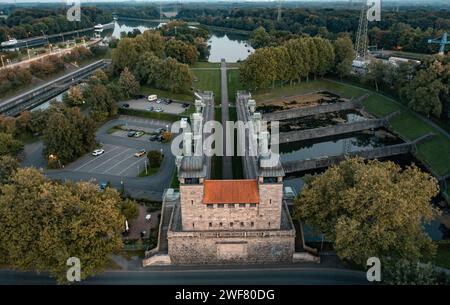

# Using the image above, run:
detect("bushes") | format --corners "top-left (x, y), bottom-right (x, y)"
top-left (0, 67), bottom-right (32, 95)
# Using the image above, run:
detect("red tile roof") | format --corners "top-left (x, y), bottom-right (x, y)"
top-left (203, 179), bottom-right (259, 204)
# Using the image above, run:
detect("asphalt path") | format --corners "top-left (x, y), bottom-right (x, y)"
top-left (0, 265), bottom-right (369, 285)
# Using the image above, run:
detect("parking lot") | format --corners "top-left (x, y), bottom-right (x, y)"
top-left (66, 143), bottom-right (149, 177)
top-left (119, 98), bottom-right (188, 115)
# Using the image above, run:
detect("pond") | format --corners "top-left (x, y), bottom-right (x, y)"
top-left (280, 128), bottom-right (403, 162)
top-left (108, 20), bottom-right (254, 63)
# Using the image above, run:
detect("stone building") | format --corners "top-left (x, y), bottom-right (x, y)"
top-left (143, 91), bottom-right (298, 266)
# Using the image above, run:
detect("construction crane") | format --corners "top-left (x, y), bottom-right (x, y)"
top-left (428, 32), bottom-right (449, 55)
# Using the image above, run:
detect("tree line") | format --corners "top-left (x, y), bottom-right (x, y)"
top-left (239, 36), bottom-right (337, 91)
top-left (111, 25), bottom-right (197, 94)
top-left (0, 7), bottom-right (112, 42)
top-left (180, 6), bottom-right (449, 54)
top-left (0, 46), bottom-right (93, 97)
top-left (363, 54), bottom-right (449, 120)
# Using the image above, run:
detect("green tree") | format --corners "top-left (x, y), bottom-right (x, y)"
top-left (382, 259), bottom-right (447, 285)
top-left (0, 168), bottom-right (124, 283)
top-left (250, 26), bottom-right (272, 49)
top-left (120, 199), bottom-right (139, 221)
top-left (0, 155), bottom-right (19, 185)
top-left (400, 58), bottom-right (448, 118)
top-left (295, 158), bottom-right (439, 266)
top-left (334, 36), bottom-right (355, 81)
top-left (63, 85), bottom-right (85, 107)
top-left (0, 132), bottom-right (23, 157)
top-left (239, 48), bottom-right (276, 91)
top-left (363, 59), bottom-right (388, 92)
top-left (147, 150), bottom-right (163, 168)
top-left (42, 106), bottom-right (96, 165)
top-left (87, 84), bottom-right (118, 121)
top-left (118, 67), bottom-right (140, 99)
top-left (165, 39), bottom-right (198, 65)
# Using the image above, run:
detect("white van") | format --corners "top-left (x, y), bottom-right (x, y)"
top-left (148, 94), bottom-right (158, 102)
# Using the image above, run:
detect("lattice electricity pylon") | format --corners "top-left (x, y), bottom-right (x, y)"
top-left (354, 0), bottom-right (369, 61)
top-left (277, 0), bottom-right (284, 22)
top-left (428, 32), bottom-right (449, 55)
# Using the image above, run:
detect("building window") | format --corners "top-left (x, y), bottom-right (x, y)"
top-left (269, 199), bottom-right (272, 204)
top-left (207, 204), bottom-right (213, 209)
top-left (219, 222), bottom-right (223, 227)
top-left (263, 177), bottom-right (277, 183)
top-left (229, 204), bottom-right (235, 208)
top-left (250, 203), bottom-right (256, 208)
top-left (192, 222), bottom-right (195, 228)
top-left (240, 222), bottom-right (244, 227)
top-left (209, 222), bottom-right (212, 228)
top-left (191, 200), bottom-right (194, 205)
top-left (239, 203), bottom-right (246, 208)
top-left (218, 204), bottom-right (224, 208)
top-left (230, 222), bottom-right (233, 227)
top-left (268, 222), bottom-right (271, 227)
top-left (250, 222), bottom-right (254, 227)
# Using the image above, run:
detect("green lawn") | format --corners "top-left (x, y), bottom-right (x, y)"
top-left (227, 69), bottom-right (244, 103)
top-left (140, 85), bottom-right (192, 102)
top-left (254, 79), bottom-right (450, 177)
top-left (190, 62), bottom-right (220, 69)
top-left (191, 69), bottom-right (221, 104)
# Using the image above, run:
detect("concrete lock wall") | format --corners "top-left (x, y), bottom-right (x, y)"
top-left (263, 99), bottom-right (362, 121)
top-left (282, 142), bottom-right (413, 173)
top-left (278, 118), bottom-right (386, 144)
top-left (167, 232), bottom-right (295, 265)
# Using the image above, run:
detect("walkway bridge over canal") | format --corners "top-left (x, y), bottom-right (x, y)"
top-left (0, 59), bottom-right (111, 117)
top-left (281, 133), bottom-right (435, 173)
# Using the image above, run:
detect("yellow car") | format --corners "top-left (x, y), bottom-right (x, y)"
top-left (134, 149), bottom-right (146, 157)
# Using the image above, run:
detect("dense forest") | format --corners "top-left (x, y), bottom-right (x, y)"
top-left (0, 7), bottom-right (112, 41)
top-left (178, 7), bottom-right (450, 53)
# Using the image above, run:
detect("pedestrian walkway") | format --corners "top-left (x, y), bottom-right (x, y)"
top-left (220, 59), bottom-right (233, 179)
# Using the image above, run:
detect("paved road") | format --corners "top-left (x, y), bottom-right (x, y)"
top-left (0, 265), bottom-right (368, 285)
top-left (220, 59), bottom-right (233, 179)
top-left (21, 116), bottom-right (177, 201)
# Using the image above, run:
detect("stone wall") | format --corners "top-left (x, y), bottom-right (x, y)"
top-left (262, 99), bottom-right (362, 121)
top-left (278, 118), bottom-right (385, 144)
top-left (179, 182), bottom-right (284, 231)
top-left (168, 231), bottom-right (295, 265)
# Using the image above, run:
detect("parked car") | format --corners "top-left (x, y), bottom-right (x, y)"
top-left (121, 103), bottom-right (130, 108)
top-left (99, 182), bottom-right (109, 192)
top-left (134, 131), bottom-right (144, 138)
top-left (156, 127), bottom-right (166, 134)
top-left (182, 103), bottom-right (189, 108)
top-left (127, 131), bottom-right (136, 137)
top-left (156, 135), bottom-right (163, 142)
top-left (149, 134), bottom-right (158, 141)
top-left (148, 94), bottom-right (157, 102)
top-left (134, 149), bottom-right (146, 157)
top-left (154, 107), bottom-right (163, 112)
top-left (147, 106), bottom-right (154, 111)
top-left (92, 149), bottom-right (105, 156)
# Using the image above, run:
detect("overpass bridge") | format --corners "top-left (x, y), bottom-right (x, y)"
top-left (0, 59), bottom-right (111, 117)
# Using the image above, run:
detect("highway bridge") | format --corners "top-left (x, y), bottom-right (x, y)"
top-left (0, 59), bottom-right (111, 117)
